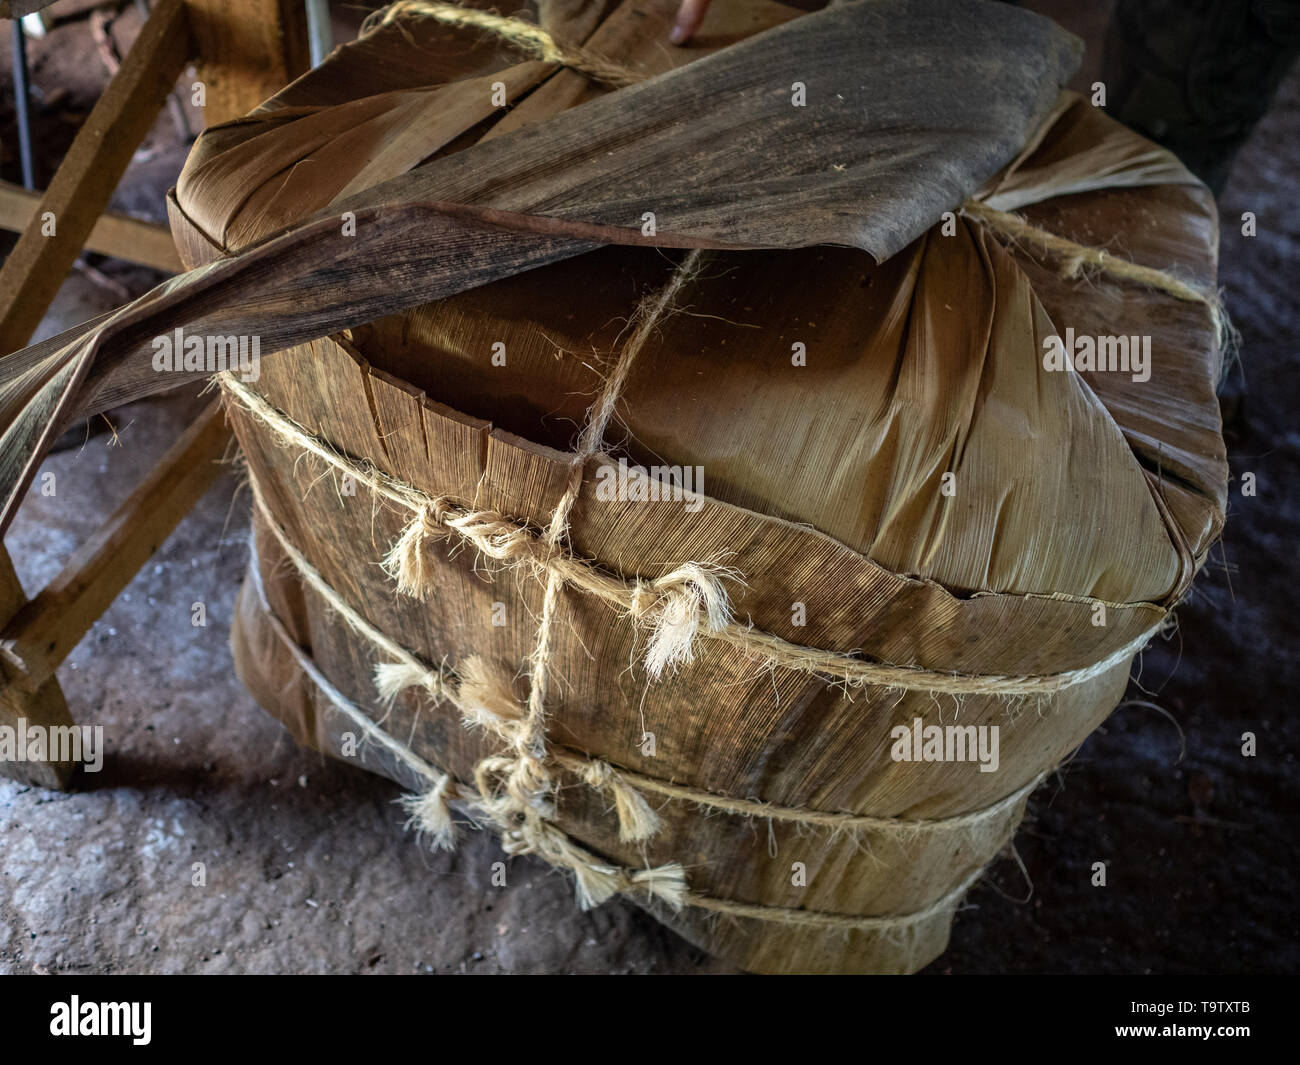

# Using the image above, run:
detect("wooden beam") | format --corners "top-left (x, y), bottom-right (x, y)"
top-left (0, 400), bottom-right (229, 692)
top-left (0, 180), bottom-right (182, 273)
top-left (184, 0), bottom-right (309, 125)
top-left (0, 0), bottom-right (192, 356)
top-left (0, 547), bottom-right (77, 789)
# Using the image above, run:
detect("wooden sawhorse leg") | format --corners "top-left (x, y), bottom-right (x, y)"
top-left (0, 402), bottom-right (230, 788)
top-left (0, 546), bottom-right (77, 788)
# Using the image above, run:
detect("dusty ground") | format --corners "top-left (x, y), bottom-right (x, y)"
top-left (0, 2), bottom-right (1296, 975)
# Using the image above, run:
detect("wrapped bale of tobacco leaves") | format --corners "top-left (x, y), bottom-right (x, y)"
top-left (156, 0), bottom-right (1225, 972)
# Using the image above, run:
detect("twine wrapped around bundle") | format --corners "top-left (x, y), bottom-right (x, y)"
top-left (228, 368), bottom-right (1165, 701)
top-left (246, 521), bottom-right (689, 908)
top-left (444, 251), bottom-right (707, 895)
top-left (374, 248), bottom-right (738, 683)
top-left (381, 500), bottom-right (738, 681)
top-left (233, 380), bottom-right (1064, 927)
top-left (242, 495), bottom-right (1040, 928)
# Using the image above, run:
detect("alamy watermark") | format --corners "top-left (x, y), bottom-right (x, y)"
top-left (50, 997), bottom-right (150, 1045)
top-left (1042, 328), bottom-right (1151, 383)
top-left (890, 718), bottom-right (999, 773)
top-left (0, 719), bottom-right (104, 772)
top-left (594, 457), bottom-right (705, 513)
top-left (152, 327), bottom-right (261, 382)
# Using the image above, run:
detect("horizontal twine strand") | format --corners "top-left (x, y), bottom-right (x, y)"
top-left (959, 202), bottom-right (1212, 305)
top-left (361, 0), bottom-right (644, 87)
top-left (243, 529), bottom-right (989, 932)
top-left (686, 867), bottom-right (986, 931)
top-left (221, 372), bottom-right (1160, 698)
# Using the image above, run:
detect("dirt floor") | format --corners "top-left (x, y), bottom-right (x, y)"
top-left (0, 2), bottom-right (1296, 975)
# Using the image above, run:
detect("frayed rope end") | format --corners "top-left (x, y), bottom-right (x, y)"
top-left (569, 858), bottom-right (687, 911)
top-left (637, 562), bottom-right (737, 680)
top-left (629, 863), bottom-right (688, 911)
top-left (456, 655), bottom-right (524, 736)
top-left (580, 759), bottom-right (661, 843)
top-left (381, 505), bottom-right (442, 599)
top-left (374, 659), bottom-right (444, 706)
top-left (399, 776), bottom-right (458, 852)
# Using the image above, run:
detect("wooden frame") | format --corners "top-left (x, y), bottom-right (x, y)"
top-left (0, 0), bottom-right (309, 787)
top-left (0, 179), bottom-right (183, 272)
top-left (0, 0), bottom-right (191, 354)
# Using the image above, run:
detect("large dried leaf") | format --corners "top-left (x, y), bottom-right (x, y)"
top-left (0, 0), bottom-right (1081, 534)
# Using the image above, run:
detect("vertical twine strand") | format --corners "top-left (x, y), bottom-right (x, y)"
top-left (503, 250), bottom-right (705, 868)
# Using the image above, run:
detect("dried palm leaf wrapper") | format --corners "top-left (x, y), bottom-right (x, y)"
top-left (0, 0), bottom-right (1227, 972)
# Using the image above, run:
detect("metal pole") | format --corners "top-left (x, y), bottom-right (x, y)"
top-left (11, 19), bottom-right (37, 190)
top-left (305, 0), bottom-right (333, 68)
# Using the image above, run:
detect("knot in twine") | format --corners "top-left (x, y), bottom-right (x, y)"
top-left (469, 753), bottom-right (683, 909)
top-left (458, 656), bottom-right (662, 843)
top-left (374, 659), bottom-right (447, 704)
top-left (385, 499), bottom-right (572, 593)
top-left (573, 759), bottom-right (662, 844)
top-left (380, 499), bottom-right (453, 598)
top-left (628, 562), bottom-right (739, 679)
top-left (444, 507), bottom-right (548, 564)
